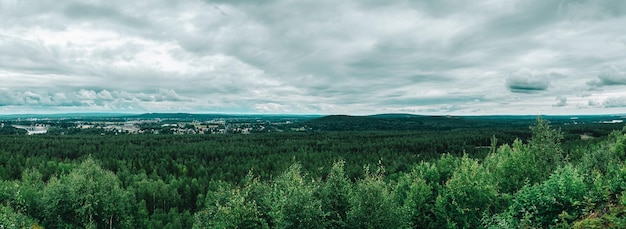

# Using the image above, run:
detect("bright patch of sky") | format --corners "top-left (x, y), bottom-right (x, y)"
top-left (1, 0), bottom-right (626, 115)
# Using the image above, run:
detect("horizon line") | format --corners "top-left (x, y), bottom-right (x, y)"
top-left (1, 112), bottom-right (626, 117)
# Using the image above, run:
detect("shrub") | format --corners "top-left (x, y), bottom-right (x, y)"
top-left (485, 139), bottom-right (540, 194)
top-left (434, 156), bottom-right (500, 228)
top-left (506, 165), bottom-right (587, 228)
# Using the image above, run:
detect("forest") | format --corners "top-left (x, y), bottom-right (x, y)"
top-left (1, 116), bottom-right (626, 228)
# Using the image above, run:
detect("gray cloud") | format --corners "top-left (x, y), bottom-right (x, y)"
top-left (588, 100), bottom-right (601, 107)
top-left (553, 96), bottom-right (567, 107)
top-left (63, 2), bottom-right (150, 29)
top-left (588, 69), bottom-right (626, 87)
top-left (603, 96), bottom-right (626, 108)
top-left (1, 0), bottom-right (626, 114)
top-left (0, 88), bottom-right (195, 111)
top-left (0, 36), bottom-right (67, 75)
top-left (506, 69), bottom-right (551, 93)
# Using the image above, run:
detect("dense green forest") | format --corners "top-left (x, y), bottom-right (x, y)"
top-left (1, 117), bottom-right (626, 228)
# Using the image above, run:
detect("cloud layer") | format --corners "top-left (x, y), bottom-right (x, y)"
top-left (1, 0), bottom-right (626, 114)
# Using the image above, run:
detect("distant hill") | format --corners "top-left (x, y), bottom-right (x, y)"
top-left (304, 115), bottom-right (395, 131)
top-left (304, 113), bottom-right (626, 131)
top-left (368, 113), bottom-right (424, 119)
top-left (304, 114), bottom-right (486, 131)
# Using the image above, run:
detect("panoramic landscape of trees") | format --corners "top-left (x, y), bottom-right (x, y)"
top-left (1, 116), bottom-right (626, 228)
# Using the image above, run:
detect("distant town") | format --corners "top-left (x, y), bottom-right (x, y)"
top-left (0, 113), bottom-right (318, 135)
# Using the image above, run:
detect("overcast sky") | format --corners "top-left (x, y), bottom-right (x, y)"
top-left (1, 0), bottom-right (626, 115)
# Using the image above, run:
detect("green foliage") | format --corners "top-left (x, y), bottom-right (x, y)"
top-left (528, 117), bottom-right (565, 179)
top-left (41, 158), bottom-right (134, 228)
top-left (434, 156), bottom-right (500, 229)
top-left (0, 126), bottom-right (27, 135)
top-left (570, 191), bottom-right (626, 229)
top-left (318, 160), bottom-right (352, 228)
top-left (501, 165), bottom-right (587, 228)
top-left (195, 176), bottom-right (268, 229)
top-left (393, 169), bottom-right (433, 228)
top-left (1, 118), bottom-right (625, 228)
top-left (0, 131), bottom-right (492, 183)
top-left (0, 203), bottom-right (41, 229)
top-left (347, 164), bottom-right (405, 229)
top-left (578, 143), bottom-right (616, 176)
top-left (605, 162), bottom-right (626, 196)
top-left (18, 169), bottom-right (45, 221)
top-left (609, 130), bottom-right (626, 160)
top-left (0, 179), bottom-right (42, 228)
top-left (264, 163), bottom-right (326, 229)
top-left (485, 117), bottom-right (566, 194)
top-left (194, 188), bottom-right (267, 229)
top-left (577, 130), bottom-right (626, 178)
top-left (485, 139), bottom-right (539, 194)
top-left (432, 154), bottom-right (462, 186)
top-left (410, 154), bottom-right (461, 191)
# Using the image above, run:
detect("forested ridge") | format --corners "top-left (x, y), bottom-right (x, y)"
top-left (1, 118), bottom-right (626, 228)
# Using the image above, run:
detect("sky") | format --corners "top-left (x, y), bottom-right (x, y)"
top-left (1, 0), bottom-right (626, 115)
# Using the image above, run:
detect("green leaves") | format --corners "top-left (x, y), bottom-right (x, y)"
top-left (0, 203), bottom-right (40, 228)
top-left (529, 117), bottom-right (565, 179)
top-left (501, 165), bottom-right (588, 228)
top-left (2, 118), bottom-right (626, 228)
top-left (435, 156), bottom-right (500, 229)
top-left (41, 157), bottom-right (134, 228)
top-left (194, 188), bottom-right (267, 229)
top-left (347, 165), bottom-right (404, 229)
top-left (265, 163), bottom-right (326, 229)
top-left (485, 118), bottom-right (566, 195)
top-left (318, 160), bottom-right (351, 228)
top-left (485, 139), bottom-right (540, 194)
top-left (394, 169), bottom-right (433, 228)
